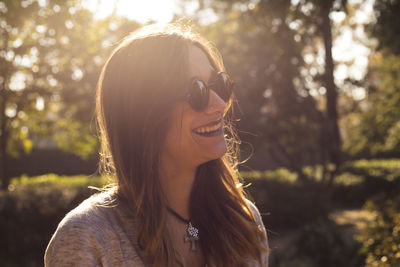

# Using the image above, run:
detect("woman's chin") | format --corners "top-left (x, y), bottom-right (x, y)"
top-left (199, 143), bottom-right (228, 163)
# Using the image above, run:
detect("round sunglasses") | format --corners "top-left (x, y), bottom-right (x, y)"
top-left (186, 72), bottom-right (234, 112)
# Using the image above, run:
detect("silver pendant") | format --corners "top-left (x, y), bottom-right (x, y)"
top-left (184, 222), bottom-right (199, 251)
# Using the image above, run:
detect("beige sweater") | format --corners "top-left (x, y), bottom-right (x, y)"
top-left (45, 190), bottom-right (269, 266)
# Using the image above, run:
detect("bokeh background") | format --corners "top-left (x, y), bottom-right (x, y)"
top-left (1, 0), bottom-right (399, 266)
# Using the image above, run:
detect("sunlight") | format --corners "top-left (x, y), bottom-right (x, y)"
top-left (36, 97), bottom-right (45, 111)
top-left (330, 0), bottom-right (375, 101)
top-left (83, 0), bottom-right (178, 23)
top-left (9, 72), bottom-right (27, 91)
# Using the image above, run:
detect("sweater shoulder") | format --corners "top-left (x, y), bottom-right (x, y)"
top-left (44, 190), bottom-right (120, 266)
top-left (58, 189), bottom-right (118, 230)
top-left (246, 198), bottom-right (270, 266)
top-left (246, 199), bottom-right (263, 226)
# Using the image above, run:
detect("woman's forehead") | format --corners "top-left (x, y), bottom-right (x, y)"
top-left (187, 45), bottom-right (215, 82)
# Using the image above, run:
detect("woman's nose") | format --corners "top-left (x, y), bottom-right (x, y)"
top-left (205, 90), bottom-right (226, 114)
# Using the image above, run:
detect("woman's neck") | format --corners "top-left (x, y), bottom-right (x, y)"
top-left (159, 158), bottom-right (197, 219)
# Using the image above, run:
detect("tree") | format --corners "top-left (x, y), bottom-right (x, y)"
top-left (342, 0), bottom-right (400, 157)
top-left (191, 0), bottom-right (345, 186)
top-left (371, 0), bottom-right (400, 55)
top-left (0, 0), bottom-right (53, 189)
top-left (0, 0), bottom-right (140, 189)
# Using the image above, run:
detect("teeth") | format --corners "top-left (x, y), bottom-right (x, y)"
top-left (194, 122), bottom-right (221, 134)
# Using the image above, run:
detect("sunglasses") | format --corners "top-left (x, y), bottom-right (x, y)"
top-left (186, 71), bottom-right (234, 112)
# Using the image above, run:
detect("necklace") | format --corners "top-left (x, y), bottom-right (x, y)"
top-left (166, 206), bottom-right (199, 251)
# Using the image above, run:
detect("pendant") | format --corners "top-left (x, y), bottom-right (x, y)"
top-left (184, 222), bottom-right (199, 251)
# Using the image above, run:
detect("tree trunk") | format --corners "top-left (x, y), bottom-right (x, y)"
top-left (321, 1), bottom-right (342, 177)
top-left (0, 91), bottom-right (9, 190)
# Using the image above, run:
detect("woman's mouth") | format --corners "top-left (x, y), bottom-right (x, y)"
top-left (193, 121), bottom-right (223, 137)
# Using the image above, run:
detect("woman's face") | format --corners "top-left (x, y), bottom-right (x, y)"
top-left (162, 45), bottom-right (228, 168)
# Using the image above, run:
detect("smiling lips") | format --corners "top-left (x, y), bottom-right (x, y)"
top-left (193, 121), bottom-right (222, 136)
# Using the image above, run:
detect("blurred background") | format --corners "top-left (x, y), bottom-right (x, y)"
top-left (0, 0), bottom-right (399, 266)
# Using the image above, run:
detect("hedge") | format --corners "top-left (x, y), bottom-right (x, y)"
top-left (1, 159), bottom-right (399, 266)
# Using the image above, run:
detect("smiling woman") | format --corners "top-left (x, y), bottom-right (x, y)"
top-left (44, 23), bottom-right (269, 267)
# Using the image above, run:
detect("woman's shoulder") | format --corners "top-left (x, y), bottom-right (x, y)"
top-left (51, 189), bottom-right (117, 234)
top-left (245, 199), bottom-right (263, 226)
top-left (245, 199), bottom-right (270, 266)
top-left (44, 188), bottom-right (135, 266)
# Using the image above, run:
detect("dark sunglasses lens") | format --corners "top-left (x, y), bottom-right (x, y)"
top-left (188, 80), bottom-right (209, 111)
top-left (215, 72), bottom-right (233, 102)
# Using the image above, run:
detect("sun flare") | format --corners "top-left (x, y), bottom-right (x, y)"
top-left (84, 0), bottom-right (178, 23)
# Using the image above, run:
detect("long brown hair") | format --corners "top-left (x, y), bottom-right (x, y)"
top-left (95, 23), bottom-right (267, 266)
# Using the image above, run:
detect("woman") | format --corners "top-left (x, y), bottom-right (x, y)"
top-left (45, 23), bottom-right (269, 267)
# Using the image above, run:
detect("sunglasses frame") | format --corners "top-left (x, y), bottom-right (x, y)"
top-left (186, 71), bottom-right (234, 112)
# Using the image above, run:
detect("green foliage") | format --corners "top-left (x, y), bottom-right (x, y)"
top-left (244, 173), bottom-right (330, 230)
top-left (1, 158), bottom-right (400, 265)
top-left (358, 194), bottom-right (400, 267)
top-left (243, 159), bottom-right (400, 228)
top-left (351, 158), bottom-right (400, 169)
top-left (333, 172), bottom-right (364, 186)
top-left (332, 159), bottom-right (400, 208)
top-left (271, 219), bottom-right (364, 267)
top-left (2, 171), bottom-right (327, 265)
top-left (0, 0), bottom-right (141, 158)
top-left (0, 173), bottom-right (108, 266)
top-left (52, 118), bottom-right (98, 160)
top-left (244, 158), bottom-right (400, 188)
top-left (242, 167), bottom-right (335, 230)
top-left (241, 168), bottom-right (298, 183)
top-left (197, 0), bottom-right (327, 173)
top-left (0, 0), bottom-right (141, 188)
top-left (343, 51), bottom-right (400, 157)
top-left (371, 0), bottom-right (400, 55)
top-left (9, 173), bottom-right (109, 188)
top-left (341, 0), bottom-right (400, 159)
top-left (344, 159), bottom-right (400, 182)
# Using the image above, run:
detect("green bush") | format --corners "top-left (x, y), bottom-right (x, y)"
top-left (270, 219), bottom-right (364, 267)
top-left (241, 168), bottom-right (298, 184)
top-left (0, 174), bottom-right (107, 267)
top-left (2, 160), bottom-right (399, 266)
top-left (1, 171), bottom-right (325, 265)
top-left (343, 159), bottom-right (400, 183)
top-left (9, 173), bottom-right (108, 188)
top-left (358, 194), bottom-right (400, 267)
top-left (332, 159), bottom-right (400, 208)
top-left (243, 174), bottom-right (329, 230)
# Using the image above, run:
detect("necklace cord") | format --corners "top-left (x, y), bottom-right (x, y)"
top-left (166, 206), bottom-right (200, 252)
top-left (166, 206), bottom-right (191, 224)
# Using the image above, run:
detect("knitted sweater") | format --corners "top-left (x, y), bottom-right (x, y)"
top-left (44, 190), bottom-right (269, 266)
